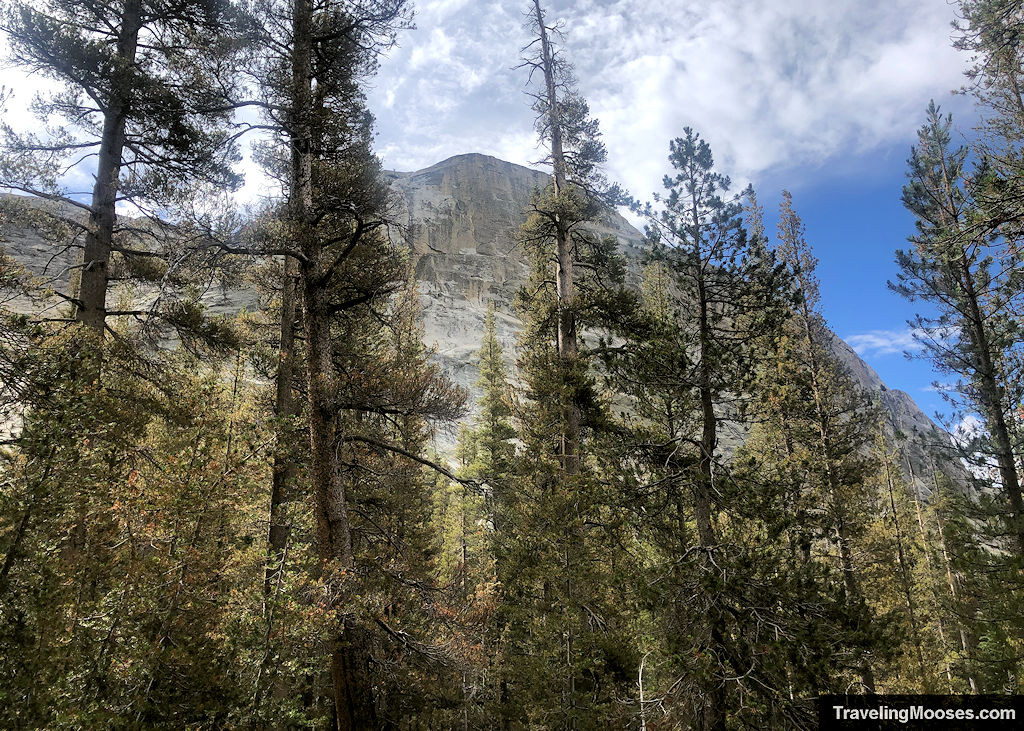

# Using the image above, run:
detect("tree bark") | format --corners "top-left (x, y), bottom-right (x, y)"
top-left (883, 455), bottom-right (929, 690)
top-left (958, 254), bottom-right (1024, 555)
top-left (533, 0), bottom-right (579, 476)
top-left (76, 0), bottom-right (143, 338)
top-left (798, 308), bottom-right (876, 692)
top-left (290, 0), bottom-right (373, 725)
top-left (693, 237), bottom-right (726, 731)
top-left (933, 139), bottom-right (1024, 555)
top-left (266, 254), bottom-right (299, 597)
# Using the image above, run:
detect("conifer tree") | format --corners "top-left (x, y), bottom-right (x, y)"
top-left (467, 305), bottom-right (516, 495)
top-left (772, 190), bottom-right (884, 692)
top-left (623, 132), bottom-right (791, 729)
top-left (434, 306), bottom-right (512, 726)
top-left (242, 0), bottom-right (464, 723)
top-left (860, 430), bottom-right (954, 692)
top-left (519, 0), bottom-right (617, 473)
top-left (494, 3), bottom-right (638, 725)
top-left (265, 252), bottom-right (301, 597)
top-left (0, 340), bottom-right (264, 726)
top-left (956, 1), bottom-right (1024, 159)
top-left (0, 0), bottom-right (243, 346)
top-left (448, 304), bottom-right (513, 594)
top-left (894, 102), bottom-right (1024, 556)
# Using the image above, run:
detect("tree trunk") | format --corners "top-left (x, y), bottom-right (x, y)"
top-left (266, 254), bottom-right (299, 597)
top-left (290, 0), bottom-right (373, 725)
top-left (331, 623), bottom-right (377, 731)
top-left (76, 0), bottom-right (143, 338)
top-left (883, 455), bottom-right (929, 690)
top-left (934, 146), bottom-right (1024, 555)
top-left (798, 312), bottom-right (876, 692)
top-left (905, 455), bottom-right (956, 689)
top-left (960, 261), bottom-right (1024, 556)
top-left (533, 0), bottom-right (579, 476)
top-left (693, 256), bottom-right (726, 731)
top-left (931, 472), bottom-right (978, 692)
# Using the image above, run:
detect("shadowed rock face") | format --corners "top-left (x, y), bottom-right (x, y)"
top-left (387, 152), bottom-right (967, 492)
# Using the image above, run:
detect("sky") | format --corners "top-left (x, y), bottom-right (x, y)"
top-left (361, 0), bottom-right (976, 422)
top-left (0, 0), bottom-right (979, 422)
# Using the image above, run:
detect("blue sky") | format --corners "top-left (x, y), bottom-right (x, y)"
top-left (0, 0), bottom-right (978, 421)
top-left (361, 0), bottom-right (976, 421)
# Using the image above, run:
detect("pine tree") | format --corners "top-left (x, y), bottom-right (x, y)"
top-left (519, 0), bottom-right (618, 473)
top-left (777, 190), bottom-right (887, 688)
top-left (623, 131), bottom-right (792, 728)
top-left (433, 306), bottom-right (512, 727)
top-left (265, 251), bottom-right (301, 597)
top-left (894, 102), bottom-right (1024, 556)
top-left (956, 0), bottom-right (1024, 153)
top-left (493, 3), bottom-right (639, 725)
top-left (241, 0), bottom-right (448, 723)
top-left (0, 339), bottom-right (264, 725)
top-left (0, 4), bottom-right (252, 706)
top-left (468, 306), bottom-right (516, 494)
top-left (0, 0), bottom-right (242, 347)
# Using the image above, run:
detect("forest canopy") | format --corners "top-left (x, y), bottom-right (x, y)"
top-left (0, 0), bottom-right (1022, 728)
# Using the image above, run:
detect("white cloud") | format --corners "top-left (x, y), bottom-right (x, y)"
top-left (949, 414), bottom-right (998, 481)
top-left (367, 0), bottom-right (969, 198)
top-left (0, 0), bottom-right (971, 206)
top-left (846, 328), bottom-right (925, 357)
top-left (952, 413), bottom-right (983, 442)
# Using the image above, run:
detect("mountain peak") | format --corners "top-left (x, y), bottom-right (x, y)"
top-left (387, 152), bottom-right (545, 179)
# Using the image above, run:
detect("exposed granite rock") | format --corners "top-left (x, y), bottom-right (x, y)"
top-left (386, 153), bottom-right (968, 491)
top-left (0, 156), bottom-right (969, 493)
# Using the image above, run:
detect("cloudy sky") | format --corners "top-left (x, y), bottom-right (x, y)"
top-left (363, 0), bottom-right (972, 419)
top-left (0, 0), bottom-right (976, 419)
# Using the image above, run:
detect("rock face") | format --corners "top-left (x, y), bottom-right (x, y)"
top-left (387, 152), bottom-right (965, 493)
top-left (0, 155), bottom-right (967, 493)
top-left (385, 153), bottom-right (646, 402)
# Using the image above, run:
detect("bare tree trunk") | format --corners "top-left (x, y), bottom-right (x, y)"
top-left (798, 310), bottom-right (876, 692)
top-left (303, 279), bottom-right (355, 567)
top-left (533, 0), bottom-right (579, 476)
top-left (533, 6), bottom-right (582, 724)
top-left (904, 455), bottom-right (955, 689)
top-left (883, 455), bottom-right (929, 690)
top-left (697, 385), bottom-right (727, 731)
top-left (931, 472), bottom-right (978, 692)
top-left (331, 623), bottom-right (376, 731)
top-left (266, 254), bottom-right (299, 597)
top-left (76, 0), bottom-right (142, 338)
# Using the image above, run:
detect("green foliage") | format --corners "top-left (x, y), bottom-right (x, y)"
top-left (0, 332), bottom-right (263, 727)
top-left (2, 0), bottom-right (1024, 725)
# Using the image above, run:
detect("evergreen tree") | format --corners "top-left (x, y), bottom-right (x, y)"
top-left (860, 429), bottom-right (952, 692)
top-left (433, 305), bottom-right (512, 727)
top-left (894, 102), bottom-right (1024, 556)
top-left (956, 0), bottom-right (1024, 155)
top-left (467, 305), bottom-right (516, 496)
top-left (0, 0), bottom-right (243, 346)
top-left (775, 190), bottom-right (884, 692)
top-left (624, 131), bottom-right (791, 729)
top-left (243, 0), bottom-right (419, 723)
top-left (0, 338), bottom-right (264, 726)
top-left (493, 2), bottom-right (639, 725)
